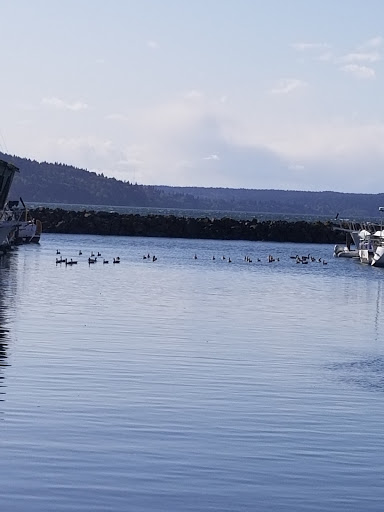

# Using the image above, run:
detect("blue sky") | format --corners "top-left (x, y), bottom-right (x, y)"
top-left (1, 0), bottom-right (384, 192)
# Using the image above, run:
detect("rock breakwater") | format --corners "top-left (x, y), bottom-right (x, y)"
top-left (30, 208), bottom-right (343, 244)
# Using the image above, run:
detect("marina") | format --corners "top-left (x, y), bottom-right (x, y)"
top-left (1, 2), bottom-right (384, 510)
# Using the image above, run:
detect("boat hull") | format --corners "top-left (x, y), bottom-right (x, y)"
top-left (372, 246), bottom-right (384, 267)
top-left (359, 248), bottom-right (372, 265)
top-left (0, 221), bottom-right (19, 248)
top-left (15, 221), bottom-right (37, 243)
top-left (333, 244), bottom-right (359, 258)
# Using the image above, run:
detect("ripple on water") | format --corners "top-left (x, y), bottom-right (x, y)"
top-left (327, 357), bottom-right (384, 392)
top-left (2, 235), bottom-right (384, 511)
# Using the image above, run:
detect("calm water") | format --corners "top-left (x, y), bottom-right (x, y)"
top-left (1, 234), bottom-right (384, 511)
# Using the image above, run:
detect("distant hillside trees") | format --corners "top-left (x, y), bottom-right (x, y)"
top-left (1, 151), bottom-right (383, 219)
top-left (2, 152), bottom-right (202, 208)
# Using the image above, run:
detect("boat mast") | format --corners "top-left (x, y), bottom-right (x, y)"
top-left (379, 207), bottom-right (384, 233)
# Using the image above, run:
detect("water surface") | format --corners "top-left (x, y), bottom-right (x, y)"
top-left (1, 235), bottom-right (384, 511)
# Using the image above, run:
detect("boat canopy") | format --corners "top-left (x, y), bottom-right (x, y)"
top-left (358, 229), bottom-right (371, 239)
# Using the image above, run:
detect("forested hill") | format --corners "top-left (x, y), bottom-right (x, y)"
top-left (156, 186), bottom-right (384, 218)
top-left (1, 152), bottom-right (203, 209)
top-left (2, 151), bottom-right (384, 218)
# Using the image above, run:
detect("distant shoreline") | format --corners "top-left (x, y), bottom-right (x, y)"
top-left (26, 201), bottom-right (336, 222)
top-left (30, 207), bottom-right (344, 244)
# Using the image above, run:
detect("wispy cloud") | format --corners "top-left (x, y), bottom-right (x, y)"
top-left (146, 40), bottom-right (159, 50)
top-left (338, 37), bottom-right (382, 79)
top-left (269, 79), bottom-right (308, 95)
top-left (291, 42), bottom-right (330, 51)
top-left (203, 154), bottom-right (220, 161)
top-left (41, 136), bottom-right (128, 178)
top-left (41, 97), bottom-right (89, 111)
top-left (342, 64), bottom-right (376, 79)
top-left (341, 51), bottom-right (381, 63)
top-left (358, 36), bottom-right (383, 50)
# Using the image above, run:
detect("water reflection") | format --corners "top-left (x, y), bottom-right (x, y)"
top-left (328, 357), bottom-right (384, 392)
top-left (0, 253), bottom-right (14, 400)
top-left (0, 326), bottom-right (9, 366)
top-left (326, 277), bottom-right (384, 392)
top-left (375, 279), bottom-right (382, 343)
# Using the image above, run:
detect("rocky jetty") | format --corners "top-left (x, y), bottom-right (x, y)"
top-left (29, 208), bottom-right (344, 244)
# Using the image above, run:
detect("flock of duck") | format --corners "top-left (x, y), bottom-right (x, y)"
top-left (55, 249), bottom-right (327, 267)
top-left (143, 253), bottom-right (158, 262)
top-left (55, 249), bottom-right (121, 266)
top-left (290, 253), bottom-right (328, 265)
top-left (191, 252), bottom-right (327, 265)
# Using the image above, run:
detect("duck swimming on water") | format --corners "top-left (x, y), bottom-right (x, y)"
top-left (65, 258), bottom-right (78, 266)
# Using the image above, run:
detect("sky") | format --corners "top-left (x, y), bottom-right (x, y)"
top-left (1, 0), bottom-right (384, 193)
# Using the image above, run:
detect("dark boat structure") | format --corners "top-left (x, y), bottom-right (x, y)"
top-left (0, 159), bottom-right (42, 252)
top-left (0, 160), bottom-right (20, 250)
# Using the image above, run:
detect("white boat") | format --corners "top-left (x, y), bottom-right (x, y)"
top-left (358, 231), bottom-right (373, 265)
top-left (15, 219), bottom-right (42, 244)
top-left (372, 245), bottom-right (384, 267)
top-left (371, 207), bottom-right (384, 267)
top-left (358, 229), bottom-right (384, 267)
top-left (332, 221), bottom-right (361, 258)
top-left (17, 220), bottom-right (36, 241)
top-left (333, 210), bottom-right (384, 268)
top-left (6, 198), bottom-right (42, 244)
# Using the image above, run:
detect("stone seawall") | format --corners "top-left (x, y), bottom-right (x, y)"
top-left (30, 208), bottom-right (344, 244)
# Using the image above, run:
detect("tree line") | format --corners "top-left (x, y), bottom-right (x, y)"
top-left (3, 152), bottom-right (383, 219)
